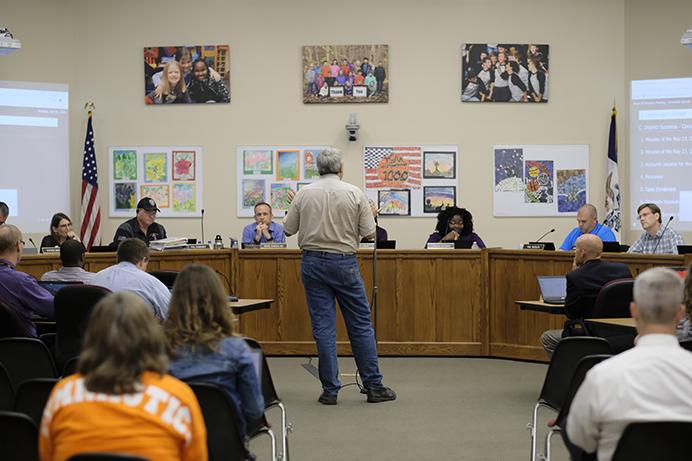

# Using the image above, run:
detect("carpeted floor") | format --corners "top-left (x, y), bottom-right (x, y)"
top-left (248, 357), bottom-right (572, 461)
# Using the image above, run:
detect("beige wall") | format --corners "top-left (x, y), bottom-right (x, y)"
top-left (2, 0), bottom-right (652, 249)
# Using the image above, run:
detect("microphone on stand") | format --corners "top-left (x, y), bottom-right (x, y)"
top-left (534, 228), bottom-right (555, 243)
top-left (28, 238), bottom-right (37, 248)
top-left (652, 216), bottom-right (674, 254)
top-left (200, 208), bottom-right (205, 244)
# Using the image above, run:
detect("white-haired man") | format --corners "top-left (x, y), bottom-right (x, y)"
top-left (567, 267), bottom-right (692, 461)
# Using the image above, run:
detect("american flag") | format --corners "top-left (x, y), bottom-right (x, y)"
top-left (79, 112), bottom-right (101, 250)
top-left (364, 146), bottom-right (422, 189)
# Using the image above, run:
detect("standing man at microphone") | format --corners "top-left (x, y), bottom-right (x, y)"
top-left (628, 203), bottom-right (683, 254)
top-left (283, 147), bottom-right (396, 405)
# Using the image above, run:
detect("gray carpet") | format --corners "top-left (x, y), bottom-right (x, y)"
top-left (248, 357), bottom-right (572, 461)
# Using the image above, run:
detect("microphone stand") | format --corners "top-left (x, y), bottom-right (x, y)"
top-left (652, 216), bottom-right (673, 254)
top-left (200, 208), bottom-right (205, 245)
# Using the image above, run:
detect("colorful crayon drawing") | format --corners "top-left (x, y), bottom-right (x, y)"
top-left (144, 153), bottom-right (168, 183)
top-left (172, 151), bottom-right (195, 181)
top-left (296, 182), bottom-right (311, 191)
top-left (303, 150), bottom-right (322, 179)
top-left (557, 169), bottom-right (586, 212)
top-left (364, 146), bottom-right (422, 189)
top-left (173, 183), bottom-right (196, 212)
top-left (113, 150), bottom-right (137, 180)
top-left (494, 148), bottom-right (524, 192)
top-left (423, 186), bottom-right (456, 213)
top-left (243, 150), bottom-right (273, 175)
top-left (242, 179), bottom-right (265, 208)
top-left (271, 183), bottom-right (294, 211)
top-left (140, 184), bottom-right (170, 208)
top-left (524, 160), bottom-right (554, 203)
top-left (276, 150), bottom-right (300, 181)
top-left (423, 152), bottom-right (455, 179)
top-left (377, 190), bottom-right (411, 216)
top-left (114, 183), bottom-right (137, 210)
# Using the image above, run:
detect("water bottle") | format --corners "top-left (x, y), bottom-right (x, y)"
top-left (214, 234), bottom-right (224, 250)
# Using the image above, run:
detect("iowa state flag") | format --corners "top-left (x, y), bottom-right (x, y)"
top-left (603, 106), bottom-right (621, 236)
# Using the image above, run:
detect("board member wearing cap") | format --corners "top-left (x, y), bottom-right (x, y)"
top-left (111, 197), bottom-right (167, 247)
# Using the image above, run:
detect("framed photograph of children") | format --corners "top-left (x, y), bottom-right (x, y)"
top-left (423, 186), bottom-right (456, 213)
top-left (423, 152), bottom-right (456, 179)
top-left (461, 43), bottom-right (549, 103)
top-left (378, 189), bottom-right (411, 216)
top-left (303, 44), bottom-right (389, 104)
top-left (144, 45), bottom-right (230, 104)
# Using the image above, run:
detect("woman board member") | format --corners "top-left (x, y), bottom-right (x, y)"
top-left (165, 264), bottom-right (264, 437)
top-left (145, 60), bottom-right (191, 104)
top-left (188, 59), bottom-right (230, 103)
top-left (426, 206), bottom-right (486, 248)
top-left (40, 212), bottom-right (79, 249)
top-left (39, 292), bottom-right (208, 461)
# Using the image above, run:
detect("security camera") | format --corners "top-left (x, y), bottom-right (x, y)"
top-left (346, 113), bottom-right (360, 142)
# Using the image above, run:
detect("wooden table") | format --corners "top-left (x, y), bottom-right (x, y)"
top-left (586, 317), bottom-right (636, 330)
top-left (515, 300), bottom-right (564, 315)
top-left (229, 299), bottom-right (274, 315)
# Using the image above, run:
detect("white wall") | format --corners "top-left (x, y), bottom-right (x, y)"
top-left (2, 0), bottom-right (635, 249)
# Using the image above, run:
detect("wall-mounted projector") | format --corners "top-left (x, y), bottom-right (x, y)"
top-left (0, 27), bottom-right (21, 56)
top-left (682, 28), bottom-right (692, 48)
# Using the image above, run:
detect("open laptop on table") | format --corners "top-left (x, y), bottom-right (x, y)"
top-left (536, 275), bottom-right (567, 305)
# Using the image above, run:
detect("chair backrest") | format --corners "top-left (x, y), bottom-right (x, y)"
top-left (592, 278), bottom-right (634, 318)
top-left (0, 299), bottom-right (31, 338)
top-left (188, 382), bottom-right (251, 461)
top-left (0, 362), bottom-right (14, 411)
top-left (538, 337), bottom-right (611, 410)
top-left (612, 422), bottom-right (692, 460)
top-left (67, 453), bottom-right (150, 461)
top-left (13, 378), bottom-right (58, 427)
top-left (54, 285), bottom-right (111, 362)
top-left (0, 411), bottom-right (39, 461)
top-left (244, 337), bottom-right (280, 406)
top-left (62, 355), bottom-right (79, 377)
top-left (555, 354), bottom-right (612, 427)
top-left (0, 338), bottom-right (58, 390)
top-left (148, 271), bottom-right (179, 289)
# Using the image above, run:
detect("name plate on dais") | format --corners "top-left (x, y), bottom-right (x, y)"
top-left (359, 242), bottom-right (375, 249)
top-left (188, 243), bottom-right (211, 249)
top-left (523, 243), bottom-right (545, 250)
top-left (426, 242), bottom-right (455, 249)
top-left (41, 247), bottom-right (60, 254)
top-left (260, 243), bottom-right (287, 249)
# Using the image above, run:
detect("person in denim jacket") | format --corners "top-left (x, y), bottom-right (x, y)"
top-left (165, 264), bottom-right (264, 436)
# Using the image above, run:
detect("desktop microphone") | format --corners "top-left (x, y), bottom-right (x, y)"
top-left (652, 216), bottom-right (674, 254)
top-left (28, 238), bottom-right (37, 248)
top-left (534, 228), bottom-right (555, 243)
top-left (200, 208), bottom-right (205, 244)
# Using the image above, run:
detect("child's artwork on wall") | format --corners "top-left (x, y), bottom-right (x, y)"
top-left (378, 189), bottom-right (411, 216)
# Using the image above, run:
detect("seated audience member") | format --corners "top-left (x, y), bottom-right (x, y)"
top-left (426, 206), bottom-right (486, 248)
top-left (165, 264), bottom-right (264, 436)
top-left (567, 267), bottom-right (692, 461)
top-left (242, 202), bottom-right (286, 245)
top-left (39, 292), bottom-right (207, 461)
top-left (0, 224), bottom-right (54, 336)
top-left (91, 238), bottom-right (170, 320)
top-left (40, 212), bottom-right (80, 249)
top-left (40, 239), bottom-right (94, 283)
top-left (0, 201), bottom-right (8, 225)
top-left (559, 204), bottom-right (616, 251)
top-left (676, 264), bottom-right (692, 340)
top-left (628, 202), bottom-right (683, 254)
top-left (112, 197), bottom-right (167, 247)
top-left (540, 234), bottom-right (631, 356)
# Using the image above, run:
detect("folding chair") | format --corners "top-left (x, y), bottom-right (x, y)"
top-left (0, 337), bottom-right (58, 390)
top-left (0, 299), bottom-right (31, 338)
top-left (13, 378), bottom-right (58, 426)
top-left (0, 410), bottom-right (39, 461)
top-left (611, 422), bottom-right (692, 461)
top-left (0, 362), bottom-right (14, 410)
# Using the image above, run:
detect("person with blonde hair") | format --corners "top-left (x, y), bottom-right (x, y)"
top-left (39, 292), bottom-right (207, 461)
top-left (165, 264), bottom-right (264, 436)
top-left (146, 60), bottom-right (191, 104)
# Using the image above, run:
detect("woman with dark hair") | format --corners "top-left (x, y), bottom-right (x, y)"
top-left (188, 59), bottom-right (230, 103)
top-left (39, 292), bottom-right (208, 461)
top-left (165, 264), bottom-right (264, 436)
top-left (40, 212), bottom-right (79, 249)
top-left (426, 206), bottom-right (486, 248)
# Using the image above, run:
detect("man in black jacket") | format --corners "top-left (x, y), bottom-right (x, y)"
top-left (540, 234), bottom-right (631, 357)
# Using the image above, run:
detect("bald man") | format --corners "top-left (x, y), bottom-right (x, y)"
top-left (540, 234), bottom-right (632, 356)
top-left (559, 204), bottom-right (617, 251)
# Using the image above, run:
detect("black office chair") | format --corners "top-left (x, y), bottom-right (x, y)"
top-left (0, 362), bottom-right (14, 411)
top-left (541, 354), bottom-right (612, 461)
top-left (54, 285), bottom-right (111, 368)
top-left (591, 278), bottom-right (634, 318)
top-left (0, 299), bottom-right (31, 338)
top-left (13, 378), bottom-right (58, 426)
top-left (0, 337), bottom-right (58, 390)
top-left (62, 355), bottom-right (79, 377)
top-left (0, 410), bottom-right (39, 461)
top-left (189, 382), bottom-right (276, 461)
top-left (611, 422), bottom-right (692, 460)
top-left (68, 453), bottom-right (150, 461)
top-left (148, 271), bottom-right (179, 289)
top-left (528, 336), bottom-right (611, 461)
top-left (245, 337), bottom-right (291, 461)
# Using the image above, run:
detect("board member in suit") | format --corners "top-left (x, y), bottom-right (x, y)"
top-left (241, 202), bottom-right (285, 245)
top-left (559, 204), bottom-right (616, 251)
top-left (540, 234), bottom-right (631, 356)
top-left (112, 197), bottom-right (167, 247)
top-left (628, 202), bottom-right (684, 254)
top-left (283, 147), bottom-right (396, 405)
top-left (40, 212), bottom-right (80, 249)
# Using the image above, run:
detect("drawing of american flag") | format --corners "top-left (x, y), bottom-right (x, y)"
top-left (79, 112), bottom-right (101, 250)
top-left (364, 146), bottom-right (422, 189)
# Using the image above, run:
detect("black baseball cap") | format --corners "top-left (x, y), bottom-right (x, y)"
top-left (137, 197), bottom-right (160, 212)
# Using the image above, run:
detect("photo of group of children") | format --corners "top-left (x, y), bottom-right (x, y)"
top-left (303, 44), bottom-right (389, 104)
top-left (144, 45), bottom-right (230, 104)
top-left (461, 43), bottom-right (549, 103)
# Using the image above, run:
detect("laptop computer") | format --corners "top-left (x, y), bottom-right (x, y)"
top-left (536, 276), bottom-right (567, 305)
top-left (454, 240), bottom-right (474, 249)
top-left (37, 280), bottom-right (83, 295)
top-left (677, 245), bottom-right (692, 254)
top-left (602, 241), bottom-right (621, 253)
top-left (376, 240), bottom-right (396, 249)
top-left (89, 245), bottom-right (115, 253)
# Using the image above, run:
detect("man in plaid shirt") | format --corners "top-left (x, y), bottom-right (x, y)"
top-left (628, 203), bottom-right (684, 254)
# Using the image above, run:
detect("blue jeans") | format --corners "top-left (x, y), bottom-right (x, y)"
top-left (301, 250), bottom-right (383, 394)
